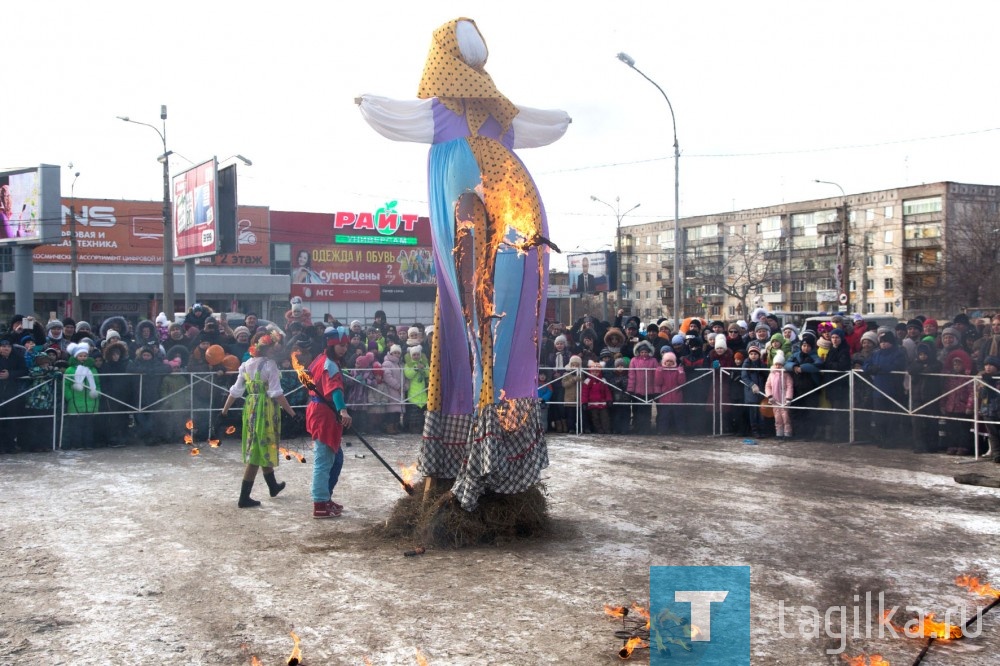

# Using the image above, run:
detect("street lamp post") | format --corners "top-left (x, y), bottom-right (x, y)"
top-left (590, 195), bottom-right (640, 311)
top-left (617, 52), bottom-right (681, 324)
top-left (814, 179), bottom-right (850, 313)
top-left (118, 105), bottom-right (173, 318)
top-left (69, 169), bottom-right (81, 319)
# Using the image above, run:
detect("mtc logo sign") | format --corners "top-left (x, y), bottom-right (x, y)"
top-left (650, 566), bottom-right (750, 665)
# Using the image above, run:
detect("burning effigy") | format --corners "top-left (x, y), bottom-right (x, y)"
top-left (358, 18), bottom-right (570, 525)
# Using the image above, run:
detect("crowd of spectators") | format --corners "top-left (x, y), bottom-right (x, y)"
top-left (2, 302), bottom-right (999, 460)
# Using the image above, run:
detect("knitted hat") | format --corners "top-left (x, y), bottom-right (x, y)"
top-left (406, 328), bottom-right (422, 346)
top-left (388, 344), bottom-right (402, 356)
top-left (671, 334), bottom-right (685, 345)
top-left (737, 319), bottom-right (748, 331)
top-left (409, 344), bottom-right (423, 356)
top-left (984, 355), bottom-right (1000, 369)
top-left (829, 328), bottom-right (845, 339)
top-left (747, 342), bottom-right (761, 352)
top-left (350, 320), bottom-right (362, 329)
top-left (614, 357), bottom-right (629, 368)
top-left (76, 321), bottom-right (92, 332)
top-left (879, 331), bottom-right (897, 346)
top-left (0, 338), bottom-right (10, 347)
top-left (916, 342), bottom-right (934, 357)
top-left (663, 351), bottom-right (677, 364)
top-left (599, 347), bottom-right (613, 358)
top-left (923, 318), bottom-right (939, 329)
top-left (19, 335), bottom-right (33, 345)
top-left (68, 342), bottom-right (90, 358)
top-left (772, 351), bottom-right (785, 366)
top-left (46, 320), bottom-right (64, 331)
top-left (714, 333), bottom-right (727, 350)
top-left (554, 334), bottom-right (568, 346)
top-left (324, 326), bottom-right (349, 346)
top-left (233, 326), bottom-right (251, 339)
top-left (941, 327), bottom-right (959, 339)
top-left (906, 319), bottom-right (923, 330)
top-left (755, 322), bottom-right (771, 332)
top-left (155, 312), bottom-right (169, 327)
top-left (800, 331), bottom-right (817, 346)
top-left (861, 331), bottom-right (879, 346)
top-left (105, 329), bottom-right (121, 341)
top-left (954, 313), bottom-right (971, 326)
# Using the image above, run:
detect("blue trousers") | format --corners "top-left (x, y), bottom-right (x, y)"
top-left (312, 441), bottom-right (344, 502)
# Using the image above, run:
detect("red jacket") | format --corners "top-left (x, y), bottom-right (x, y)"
top-left (581, 372), bottom-right (613, 409)
top-left (306, 354), bottom-right (345, 451)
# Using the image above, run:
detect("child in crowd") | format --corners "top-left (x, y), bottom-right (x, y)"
top-left (537, 370), bottom-right (552, 435)
top-left (560, 355), bottom-right (583, 434)
top-left (654, 351), bottom-right (686, 434)
top-left (380, 344), bottom-right (405, 434)
top-left (403, 344), bottom-right (429, 434)
top-left (627, 341), bottom-right (658, 435)
top-left (741, 342), bottom-right (769, 438)
top-left (765, 351), bottom-right (793, 439)
top-left (582, 360), bottom-right (612, 434)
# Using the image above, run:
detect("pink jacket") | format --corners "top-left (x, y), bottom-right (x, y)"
top-left (764, 367), bottom-right (793, 406)
top-left (654, 365), bottom-right (686, 404)
top-left (627, 355), bottom-right (659, 396)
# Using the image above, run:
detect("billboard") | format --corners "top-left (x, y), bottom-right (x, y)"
top-left (172, 158), bottom-right (219, 259)
top-left (33, 199), bottom-right (269, 267)
top-left (567, 251), bottom-right (611, 295)
top-left (0, 164), bottom-right (61, 245)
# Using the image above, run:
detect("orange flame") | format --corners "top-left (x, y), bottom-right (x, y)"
top-left (604, 604), bottom-right (627, 619)
top-left (226, 425), bottom-right (236, 435)
top-left (183, 434), bottom-right (193, 445)
top-left (618, 636), bottom-right (647, 659)
top-left (630, 602), bottom-right (651, 630)
top-left (400, 462), bottom-right (418, 489)
top-left (208, 439), bottom-right (221, 448)
top-left (490, 159), bottom-right (539, 256)
top-left (185, 419), bottom-right (194, 430)
top-left (279, 447), bottom-right (307, 463)
top-left (882, 610), bottom-right (962, 640)
top-left (956, 574), bottom-right (1000, 598)
top-left (415, 648), bottom-right (429, 665)
top-left (841, 655), bottom-right (890, 666)
top-left (250, 657), bottom-right (262, 666)
top-left (190, 448), bottom-right (200, 456)
top-left (291, 351), bottom-right (314, 393)
top-left (286, 630), bottom-right (302, 665)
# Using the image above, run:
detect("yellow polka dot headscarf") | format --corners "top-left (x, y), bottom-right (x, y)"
top-left (417, 18), bottom-right (519, 137)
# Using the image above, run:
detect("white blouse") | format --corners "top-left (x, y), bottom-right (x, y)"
top-left (228, 356), bottom-right (286, 399)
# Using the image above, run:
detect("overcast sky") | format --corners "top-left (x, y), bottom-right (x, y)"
top-left (8, 1), bottom-right (1000, 269)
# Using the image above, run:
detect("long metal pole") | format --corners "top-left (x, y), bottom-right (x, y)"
top-left (616, 53), bottom-right (680, 323)
top-left (815, 180), bottom-right (848, 312)
top-left (69, 172), bottom-right (81, 319)
top-left (160, 108), bottom-right (175, 318)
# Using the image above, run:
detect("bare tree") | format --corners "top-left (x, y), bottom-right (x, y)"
top-left (686, 234), bottom-right (782, 318)
top-left (946, 202), bottom-right (1000, 310)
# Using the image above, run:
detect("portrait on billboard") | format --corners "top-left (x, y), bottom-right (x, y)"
top-left (292, 248), bottom-right (326, 284)
top-left (0, 171), bottom-right (39, 241)
top-left (568, 252), bottom-right (609, 294)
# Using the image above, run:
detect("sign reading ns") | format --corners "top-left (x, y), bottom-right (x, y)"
top-left (649, 566), bottom-right (750, 665)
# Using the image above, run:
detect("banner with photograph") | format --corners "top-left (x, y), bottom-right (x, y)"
top-left (173, 159), bottom-right (219, 259)
top-left (567, 251), bottom-right (610, 295)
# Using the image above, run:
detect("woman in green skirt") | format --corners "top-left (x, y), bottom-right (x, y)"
top-left (221, 329), bottom-right (298, 508)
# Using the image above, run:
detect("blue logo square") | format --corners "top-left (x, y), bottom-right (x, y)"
top-left (649, 566), bottom-right (750, 665)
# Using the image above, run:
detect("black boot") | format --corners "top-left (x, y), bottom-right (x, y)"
top-left (263, 472), bottom-right (286, 498)
top-left (238, 480), bottom-right (261, 508)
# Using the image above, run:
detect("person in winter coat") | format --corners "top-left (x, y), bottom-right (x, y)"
top-left (765, 351), bottom-right (794, 439)
top-left (346, 351), bottom-right (376, 433)
top-left (403, 344), bottom-right (429, 434)
top-left (43, 319), bottom-right (70, 359)
top-left (863, 331), bottom-right (909, 446)
top-left (940, 349), bottom-right (976, 454)
top-left (582, 360), bottom-right (612, 434)
top-left (0, 338), bottom-right (29, 452)
top-left (741, 342), bottom-right (769, 438)
top-left (380, 344), bottom-right (405, 434)
top-left (681, 334), bottom-right (710, 434)
top-left (655, 351), bottom-right (686, 434)
top-left (907, 342), bottom-right (944, 452)
top-left (560, 355), bottom-right (584, 434)
top-left (978, 355), bottom-right (1000, 462)
top-left (63, 342), bottom-right (101, 449)
top-left (785, 331), bottom-right (824, 439)
top-left (707, 333), bottom-right (737, 433)
top-left (127, 342), bottom-right (171, 444)
top-left (546, 334), bottom-right (571, 433)
top-left (131, 319), bottom-right (164, 358)
top-left (182, 303), bottom-right (213, 332)
top-left (98, 340), bottom-right (132, 447)
top-left (21, 353), bottom-right (59, 451)
top-left (627, 340), bottom-right (658, 435)
top-left (607, 357), bottom-right (631, 434)
top-left (823, 328), bottom-right (853, 441)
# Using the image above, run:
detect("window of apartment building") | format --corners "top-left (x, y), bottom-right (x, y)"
top-left (884, 255), bottom-right (893, 266)
top-left (728, 305), bottom-right (737, 316)
top-left (884, 303), bottom-right (894, 313)
top-left (729, 225), bottom-right (736, 236)
top-left (656, 271), bottom-right (662, 281)
top-left (769, 280), bottom-right (781, 293)
top-left (657, 288), bottom-right (666, 299)
top-left (885, 205), bottom-right (894, 220)
top-left (659, 229), bottom-right (674, 250)
top-left (644, 308), bottom-right (652, 319)
top-left (849, 280), bottom-right (856, 292)
top-left (884, 230), bottom-right (893, 244)
top-left (271, 243), bottom-right (291, 276)
top-left (821, 278), bottom-right (835, 290)
top-left (904, 223), bottom-right (942, 240)
top-left (866, 255), bottom-right (875, 268)
top-left (645, 272), bottom-right (651, 282)
top-left (866, 279), bottom-right (875, 291)
top-left (884, 278), bottom-right (894, 290)
top-left (742, 224), bottom-right (747, 235)
top-left (866, 208), bottom-right (875, 222)
top-left (791, 302), bottom-right (806, 312)
top-left (634, 272), bottom-right (640, 284)
top-left (903, 196), bottom-right (942, 216)
top-left (727, 265), bottom-right (735, 275)
top-left (866, 303), bottom-right (876, 314)
top-left (646, 290), bottom-right (652, 299)
top-left (646, 254), bottom-right (653, 264)
top-left (791, 279), bottom-right (805, 292)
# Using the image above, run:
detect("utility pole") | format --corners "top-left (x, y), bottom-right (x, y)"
top-left (815, 180), bottom-right (849, 312)
top-left (69, 170), bottom-right (81, 319)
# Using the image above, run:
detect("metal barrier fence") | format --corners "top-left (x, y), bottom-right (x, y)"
top-left (0, 366), bottom-right (996, 454)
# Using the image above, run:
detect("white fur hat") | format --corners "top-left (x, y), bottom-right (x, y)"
top-left (67, 342), bottom-right (90, 358)
top-left (409, 344), bottom-right (423, 356)
top-left (389, 344), bottom-right (402, 356)
top-left (715, 333), bottom-right (727, 350)
top-left (773, 351), bottom-right (786, 366)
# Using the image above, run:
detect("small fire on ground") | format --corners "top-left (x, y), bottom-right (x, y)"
top-left (841, 654), bottom-right (890, 666)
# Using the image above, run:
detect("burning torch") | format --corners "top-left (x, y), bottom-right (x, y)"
top-left (291, 352), bottom-right (415, 494)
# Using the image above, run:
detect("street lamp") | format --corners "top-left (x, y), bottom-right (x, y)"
top-left (814, 179), bottom-right (850, 313)
top-left (617, 52), bottom-right (681, 324)
top-left (590, 195), bottom-right (640, 310)
top-left (68, 168), bottom-right (81, 319)
top-left (117, 105), bottom-right (173, 317)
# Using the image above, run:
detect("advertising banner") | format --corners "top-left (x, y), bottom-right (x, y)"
top-left (0, 165), bottom-right (61, 246)
top-left (567, 251), bottom-right (610, 295)
top-left (290, 244), bottom-right (436, 302)
top-left (33, 199), bottom-right (269, 267)
top-left (172, 159), bottom-right (218, 259)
